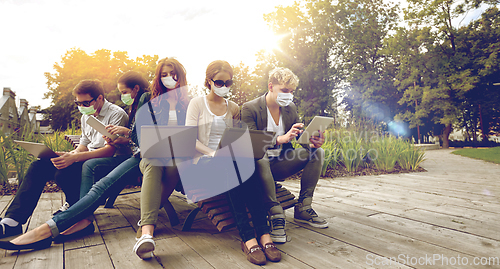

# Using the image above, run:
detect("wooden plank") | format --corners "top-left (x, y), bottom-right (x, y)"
top-left (100, 227), bottom-right (161, 268)
top-left (65, 244), bottom-right (113, 269)
top-left (328, 174), bottom-right (500, 204)
top-left (283, 227), bottom-right (412, 269)
top-left (13, 193), bottom-right (63, 269)
top-left (299, 200), bottom-right (500, 260)
top-left (62, 225), bottom-right (104, 251)
top-left (0, 248), bottom-right (18, 269)
top-left (0, 195), bottom-right (13, 215)
top-left (398, 209), bottom-right (500, 241)
top-left (114, 193), bottom-right (177, 240)
top-left (153, 236), bottom-right (213, 269)
top-left (201, 201), bottom-right (228, 214)
top-left (292, 216), bottom-right (482, 269)
top-left (168, 230), bottom-right (256, 269)
top-left (367, 213), bottom-right (500, 258)
top-left (93, 205), bottom-right (131, 231)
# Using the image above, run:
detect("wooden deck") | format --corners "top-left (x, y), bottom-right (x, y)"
top-left (1, 149), bottom-right (499, 268)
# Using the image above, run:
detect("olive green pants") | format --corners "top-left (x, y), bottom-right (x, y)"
top-left (139, 158), bottom-right (180, 226)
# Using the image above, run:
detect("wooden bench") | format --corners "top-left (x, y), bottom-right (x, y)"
top-left (182, 183), bottom-right (296, 231)
top-left (64, 135), bottom-right (296, 232)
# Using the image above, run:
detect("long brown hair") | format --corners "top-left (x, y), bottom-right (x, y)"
top-left (150, 57), bottom-right (189, 110)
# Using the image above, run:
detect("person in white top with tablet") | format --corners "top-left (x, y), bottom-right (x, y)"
top-left (241, 67), bottom-right (328, 244)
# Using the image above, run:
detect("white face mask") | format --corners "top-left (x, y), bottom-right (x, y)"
top-left (161, 76), bottom-right (177, 89)
top-left (213, 86), bottom-right (230, 97)
top-left (275, 92), bottom-right (293, 107)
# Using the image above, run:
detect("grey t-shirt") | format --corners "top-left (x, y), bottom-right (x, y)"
top-left (79, 100), bottom-right (129, 154)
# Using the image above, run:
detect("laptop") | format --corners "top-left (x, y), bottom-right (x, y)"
top-left (215, 128), bottom-right (275, 159)
top-left (140, 125), bottom-right (198, 159)
top-left (13, 140), bottom-right (59, 159)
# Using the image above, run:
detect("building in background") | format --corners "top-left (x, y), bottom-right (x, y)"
top-left (0, 87), bottom-right (49, 136)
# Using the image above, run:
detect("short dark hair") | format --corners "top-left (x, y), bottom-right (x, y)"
top-left (73, 79), bottom-right (104, 99)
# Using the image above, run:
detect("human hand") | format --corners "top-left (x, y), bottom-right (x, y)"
top-left (309, 130), bottom-right (325, 148)
top-left (277, 123), bottom-right (304, 145)
top-left (105, 125), bottom-right (130, 136)
top-left (51, 152), bottom-right (78, 169)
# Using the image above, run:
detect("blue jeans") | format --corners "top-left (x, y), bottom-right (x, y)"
top-left (80, 155), bottom-right (131, 198)
top-left (47, 156), bottom-right (142, 237)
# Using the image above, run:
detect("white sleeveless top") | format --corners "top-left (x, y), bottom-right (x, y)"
top-left (204, 97), bottom-right (228, 151)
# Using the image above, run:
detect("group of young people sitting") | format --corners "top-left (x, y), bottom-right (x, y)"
top-left (0, 58), bottom-right (327, 265)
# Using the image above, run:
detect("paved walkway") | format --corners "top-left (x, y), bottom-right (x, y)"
top-left (1, 149), bottom-right (499, 268)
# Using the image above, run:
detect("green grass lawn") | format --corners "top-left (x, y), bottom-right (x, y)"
top-left (452, 147), bottom-right (500, 164)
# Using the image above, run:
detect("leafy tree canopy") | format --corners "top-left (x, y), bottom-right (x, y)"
top-left (43, 48), bottom-right (158, 131)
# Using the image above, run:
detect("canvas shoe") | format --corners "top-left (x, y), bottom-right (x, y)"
top-left (269, 215), bottom-right (286, 243)
top-left (133, 234), bottom-right (155, 260)
top-left (294, 198), bottom-right (328, 228)
top-left (53, 202), bottom-right (70, 216)
top-left (0, 220), bottom-right (22, 239)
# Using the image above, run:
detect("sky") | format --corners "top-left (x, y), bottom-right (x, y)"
top-left (0, 0), bottom-right (490, 110)
top-left (0, 0), bottom-right (291, 109)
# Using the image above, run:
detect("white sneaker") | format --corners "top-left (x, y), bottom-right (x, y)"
top-left (133, 234), bottom-right (155, 260)
top-left (53, 202), bottom-right (70, 216)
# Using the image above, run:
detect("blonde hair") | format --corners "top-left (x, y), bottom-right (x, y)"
top-left (268, 67), bottom-right (299, 90)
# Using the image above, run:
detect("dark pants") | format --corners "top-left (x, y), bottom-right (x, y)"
top-left (256, 148), bottom-right (325, 216)
top-left (227, 172), bottom-right (270, 242)
top-left (5, 159), bottom-right (84, 224)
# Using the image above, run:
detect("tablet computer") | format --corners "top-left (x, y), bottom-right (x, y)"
top-left (13, 140), bottom-right (59, 159)
top-left (296, 116), bottom-right (333, 144)
top-left (86, 115), bottom-right (118, 140)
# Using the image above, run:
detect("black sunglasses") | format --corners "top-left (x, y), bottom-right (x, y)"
top-left (74, 97), bottom-right (97, 107)
top-left (212, 79), bottom-right (233, 88)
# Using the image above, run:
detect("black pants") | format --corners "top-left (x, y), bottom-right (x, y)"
top-left (227, 173), bottom-right (270, 242)
top-left (5, 159), bottom-right (83, 224)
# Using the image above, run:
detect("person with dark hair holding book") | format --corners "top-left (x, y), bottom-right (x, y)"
top-left (0, 79), bottom-right (128, 239)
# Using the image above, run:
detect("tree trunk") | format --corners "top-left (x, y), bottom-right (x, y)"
top-left (441, 124), bottom-right (452, 149)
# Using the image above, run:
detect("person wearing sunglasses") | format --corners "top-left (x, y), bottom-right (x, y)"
top-left (133, 57), bottom-right (190, 259)
top-left (0, 79), bottom-right (129, 240)
top-left (241, 67), bottom-right (327, 245)
top-left (182, 60), bottom-right (280, 265)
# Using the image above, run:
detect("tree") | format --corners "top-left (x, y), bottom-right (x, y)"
top-left (227, 62), bottom-right (261, 106)
top-left (334, 0), bottom-right (401, 128)
top-left (456, 7), bottom-right (500, 140)
top-left (393, 0), bottom-right (498, 148)
top-left (44, 48), bottom-right (158, 131)
top-left (264, 0), bottom-right (339, 124)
